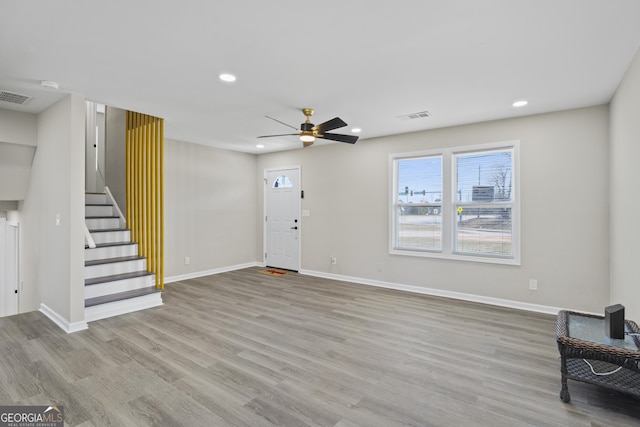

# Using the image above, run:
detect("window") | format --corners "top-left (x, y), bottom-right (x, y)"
top-left (272, 175), bottom-right (292, 188)
top-left (391, 141), bottom-right (519, 264)
top-left (395, 156), bottom-right (443, 251)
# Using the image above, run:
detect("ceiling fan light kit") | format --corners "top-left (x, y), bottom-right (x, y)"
top-left (258, 108), bottom-right (359, 147)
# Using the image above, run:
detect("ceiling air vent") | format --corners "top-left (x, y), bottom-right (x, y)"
top-left (396, 110), bottom-right (431, 120)
top-left (0, 90), bottom-right (31, 105)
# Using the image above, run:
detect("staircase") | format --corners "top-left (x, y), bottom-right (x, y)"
top-left (84, 193), bottom-right (162, 322)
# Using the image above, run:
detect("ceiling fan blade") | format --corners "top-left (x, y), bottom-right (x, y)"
top-left (314, 117), bottom-right (347, 134)
top-left (265, 115), bottom-right (299, 131)
top-left (257, 133), bottom-right (299, 139)
top-left (320, 133), bottom-right (359, 144)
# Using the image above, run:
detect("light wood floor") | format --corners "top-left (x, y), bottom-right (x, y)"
top-left (1, 267), bottom-right (639, 426)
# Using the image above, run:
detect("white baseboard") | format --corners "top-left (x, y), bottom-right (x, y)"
top-left (299, 269), bottom-right (567, 316)
top-left (162, 263), bottom-right (584, 317)
top-left (40, 303), bottom-right (89, 333)
top-left (164, 262), bottom-right (262, 284)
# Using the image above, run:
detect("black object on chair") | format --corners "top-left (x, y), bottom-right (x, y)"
top-left (605, 304), bottom-right (625, 339)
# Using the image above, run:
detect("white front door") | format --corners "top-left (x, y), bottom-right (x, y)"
top-left (265, 168), bottom-right (300, 271)
top-left (0, 219), bottom-right (19, 317)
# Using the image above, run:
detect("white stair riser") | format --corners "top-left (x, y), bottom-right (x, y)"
top-left (91, 230), bottom-right (131, 244)
top-left (85, 194), bottom-right (107, 205)
top-left (85, 275), bottom-right (155, 299)
top-left (85, 244), bottom-right (138, 261)
top-left (85, 292), bottom-right (163, 322)
top-left (86, 205), bottom-right (114, 217)
top-left (85, 259), bottom-right (147, 279)
top-left (86, 217), bottom-right (120, 230)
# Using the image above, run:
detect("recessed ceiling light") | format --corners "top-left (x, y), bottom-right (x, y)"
top-left (512, 100), bottom-right (528, 107)
top-left (219, 73), bottom-right (236, 82)
top-left (351, 128), bottom-right (362, 133)
top-left (256, 144), bottom-right (264, 148)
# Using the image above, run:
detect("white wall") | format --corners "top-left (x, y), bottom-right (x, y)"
top-left (0, 218), bottom-right (19, 317)
top-left (105, 106), bottom-right (126, 212)
top-left (0, 109), bottom-right (37, 146)
top-left (610, 48), bottom-right (640, 320)
top-left (19, 95), bottom-right (86, 327)
top-left (0, 109), bottom-right (37, 202)
top-left (0, 141), bottom-right (36, 201)
top-left (257, 106), bottom-right (610, 314)
top-left (164, 139), bottom-right (258, 279)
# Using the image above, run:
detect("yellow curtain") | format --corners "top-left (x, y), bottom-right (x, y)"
top-left (125, 111), bottom-right (165, 290)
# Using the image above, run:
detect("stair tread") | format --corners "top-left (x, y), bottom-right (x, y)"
top-left (85, 203), bottom-right (113, 206)
top-left (85, 270), bottom-right (154, 286)
top-left (89, 228), bottom-right (129, 233)
top-left (85, 242), bottom-right (136, 249)
top-left (86, 215), bottom-right (120, 219)
top-left (85, 287), bottom-right (161, 307)
top-left (85, 255), bottom-right (144, 266)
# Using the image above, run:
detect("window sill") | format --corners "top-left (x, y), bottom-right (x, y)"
top-left (390, 248), bottom-right (521, 266)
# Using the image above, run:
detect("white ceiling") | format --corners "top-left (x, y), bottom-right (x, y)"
top-left (1, 1), bottom-right (639, 154)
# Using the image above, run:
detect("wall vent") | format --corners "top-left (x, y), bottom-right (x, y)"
top-left (0, 90), bottom-right (31, 105)
top-left (396, 110), bottom-right (431, 120)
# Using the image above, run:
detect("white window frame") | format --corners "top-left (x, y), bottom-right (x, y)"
top-left (390, 140), bottom-right (520, 265)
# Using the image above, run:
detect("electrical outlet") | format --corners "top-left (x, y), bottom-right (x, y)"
top-left (330, 256), bottom-right (337, 265)
top-left (184, 256), bottom-right (190, 265)
top-left (529, 279), bottom-right (538, 291)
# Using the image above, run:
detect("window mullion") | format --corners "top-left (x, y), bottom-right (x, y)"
top-left (390, 158), bottom-right (399, 251)
top-left (441, 150), bottom-right (453, 256)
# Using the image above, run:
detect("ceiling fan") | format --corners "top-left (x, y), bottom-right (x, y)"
top-left (258, 108), bottom-right (359, 147)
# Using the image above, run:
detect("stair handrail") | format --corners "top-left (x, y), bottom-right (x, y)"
top-left (104, 186), bottom-right (126, 229)
top-left (84, 223), bottom-right (96, 249)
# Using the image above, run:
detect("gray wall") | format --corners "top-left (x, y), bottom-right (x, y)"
top-left (19, 94), bottom-right (86, 326)
top-left (0, 110), bottom-right (37, 203)
top-left (610, 47), bottom-right (640, 320)
top-left (0, 109), bottom-right (37, 146)
top-left (164, 139), bottom-right (258, 279)
top-left (0, 141), bottom-right (36, 201)
top-left (257, 106), bottom-right (610, 314)
top-left (105, 106), bottom-right (127, 212)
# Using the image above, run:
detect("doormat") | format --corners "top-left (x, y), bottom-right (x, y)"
top-left (258, 268), bottom-right (290, 276)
